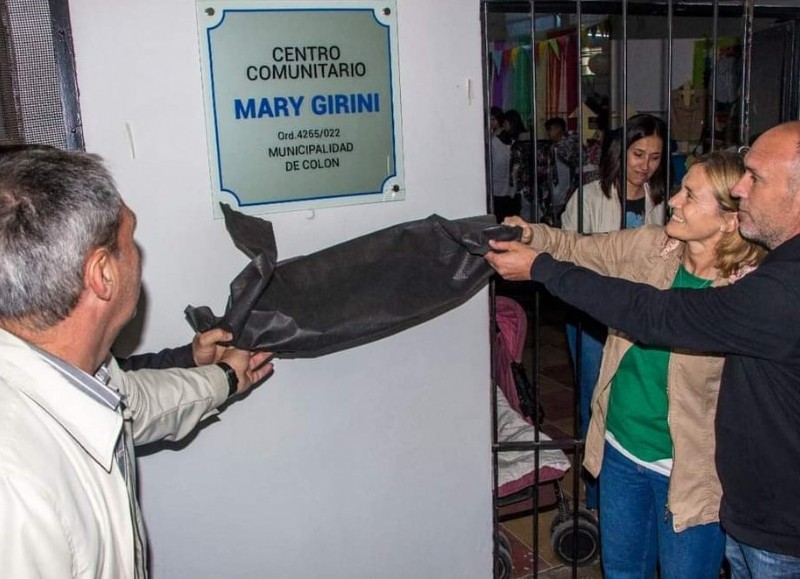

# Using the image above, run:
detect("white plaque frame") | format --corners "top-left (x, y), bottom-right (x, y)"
top-left (196, 0), bottom-right (404, 216)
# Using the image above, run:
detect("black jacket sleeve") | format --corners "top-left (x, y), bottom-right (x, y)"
top-left (530, 252), bottom-right (800, 361)
top-left (116, 343), bottom-right (195, 371)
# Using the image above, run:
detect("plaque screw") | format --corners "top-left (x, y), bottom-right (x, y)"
top-left (205, 7), bottom-right (215, 16)
top-left (382, 7), bottom-right (391, 16)
top-left (391, 184), bottom-right (400, 192)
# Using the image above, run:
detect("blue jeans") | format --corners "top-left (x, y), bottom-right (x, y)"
top-left (726, 534), bottom-right (800, 578)
top-left (599, 443), bottom-right (725, 579)
top-left (565, 316), bottom-right (606, 510)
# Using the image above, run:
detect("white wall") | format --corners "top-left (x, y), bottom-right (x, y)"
top-left (68, 1), bottom-right (493, 577)
top-left (625, 39), bottom-right (696, 116)
top-left (611, 38), bottom-right (696, 120)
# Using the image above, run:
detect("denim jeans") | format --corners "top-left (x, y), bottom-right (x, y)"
top-left (565, 315), bottom-right (606, 510)
top-left (599, 443), bottom-right (725, 579)
top-left (726, 534), bottom-right (800, 578)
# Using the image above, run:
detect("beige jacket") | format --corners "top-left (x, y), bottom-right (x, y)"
top-left (562, 180), bottom-right (665, 233)
top-left (530, 225), bottom-right (730, 531)
top-left (0, 328), bottom-right (228, 578)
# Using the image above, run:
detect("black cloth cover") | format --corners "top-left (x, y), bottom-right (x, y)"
top-left (185, 204), bottom-right (520, 358)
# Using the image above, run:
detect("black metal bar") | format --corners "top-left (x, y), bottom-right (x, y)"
top-left (530, 1), bottom-right (541, 224)
top-left (779, 21), bottom-right (799, 123)
top-left (739, 0), bottom-right (755, 144)
top-left (528, 0), bottom-right (542, 578)
top-left (529, 3), bottom-right (543, 577)
top-left (571, 5), bottom-right (585, 578)
top-left (791, 20), bottom-right (800, 121)
top-left (47, 0), bottom-right (83, 150)
top-left (710, 0), bottom-right (719, 152)
top-left (621, 0), bottom-right (628, 229)
top-left (480, 8), bottom-right (504, 578)
top-left (666, 0), bottom-right (674, 206)
top-left (487, 0), bottom-right (794, 18)
top-left (495, 439), bottom-right (589, 452)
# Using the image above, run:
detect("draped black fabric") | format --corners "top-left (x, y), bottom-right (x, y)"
top-left (185, 205), bottom-right (520, 358)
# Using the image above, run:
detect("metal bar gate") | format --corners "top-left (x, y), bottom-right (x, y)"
top-left (484, 1), bottom-right (800, 577)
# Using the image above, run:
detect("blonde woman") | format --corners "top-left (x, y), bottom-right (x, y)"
top-left (560, 114), bottom-right (667, 511)
top-left (491, 151), bottom-right (766, 578)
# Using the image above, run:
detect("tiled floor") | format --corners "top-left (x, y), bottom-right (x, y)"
top-left (495, 282), bottom-right (603, 579)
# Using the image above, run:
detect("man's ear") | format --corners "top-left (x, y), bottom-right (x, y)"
top-left (721, 212), bottom-right (739, 234)
top-left (85, 247), bottom-right (114, 302)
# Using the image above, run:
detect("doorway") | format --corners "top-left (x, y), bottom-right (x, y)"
top-left (484, 2), bottom-right (800, 577)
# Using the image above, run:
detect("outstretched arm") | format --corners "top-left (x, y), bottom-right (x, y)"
top-left (111, 346), bottom-right (274, 446)
top-left (116, 328), bottom-right (238, 371)
top-left (528, 252), bottom-right (800, 361)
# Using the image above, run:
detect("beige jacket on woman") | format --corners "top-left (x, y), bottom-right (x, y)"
top-left (562, 180), bottom-right (665, 233)
top-left (529, 224), bottom-right (739, 532)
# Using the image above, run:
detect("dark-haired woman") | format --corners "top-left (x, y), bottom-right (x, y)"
top-left (562, 113), bottom-right (667, 232)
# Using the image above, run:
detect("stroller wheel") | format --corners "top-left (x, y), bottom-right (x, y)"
top-left (550, 516), bottom-right (600, 567)
top-left (549, 505), bottom-right (597, 535)
top-left (494, 530), bottom-right (513, 579)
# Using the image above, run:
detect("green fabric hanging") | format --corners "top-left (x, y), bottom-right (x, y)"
top-left (513, 46), bottom-right (532, 126)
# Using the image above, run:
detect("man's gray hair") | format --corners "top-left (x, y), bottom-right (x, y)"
top-left (0, 148), bottom-right (123, 329)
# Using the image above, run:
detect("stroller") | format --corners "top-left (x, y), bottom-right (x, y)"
top-left (492, 296), bottom-right (600, 577)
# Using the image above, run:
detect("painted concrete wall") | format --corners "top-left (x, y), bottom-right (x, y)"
top-left (624, 38), bottom-right (696, 116)
top-left (67, 1), bottom-right (494, 577)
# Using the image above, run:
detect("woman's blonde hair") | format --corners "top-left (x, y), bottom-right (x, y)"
top-left (693, 151), bottom-right (767, 277)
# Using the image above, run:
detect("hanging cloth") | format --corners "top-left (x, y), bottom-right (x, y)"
top-left (512, 45), bottom-right (532, 126)
top-left (545, 33), bottom-right (579, 122)
top-left (185, 205), bottom-right (521, 358)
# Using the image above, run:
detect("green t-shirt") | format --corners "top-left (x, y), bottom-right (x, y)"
top-left (605, 264), bottom-right (713, 462)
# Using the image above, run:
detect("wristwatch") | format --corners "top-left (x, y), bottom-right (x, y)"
top-left (216, 362), bottom-right (239, 397)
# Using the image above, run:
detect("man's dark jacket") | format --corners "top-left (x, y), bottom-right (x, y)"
top-left (531, 234), bottom-right (800, 557)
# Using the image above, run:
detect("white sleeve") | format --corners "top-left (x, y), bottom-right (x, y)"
top-left (108, 360), bottom-right (229, 445)
top-left (561, 191), bottom-right (579, 231)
